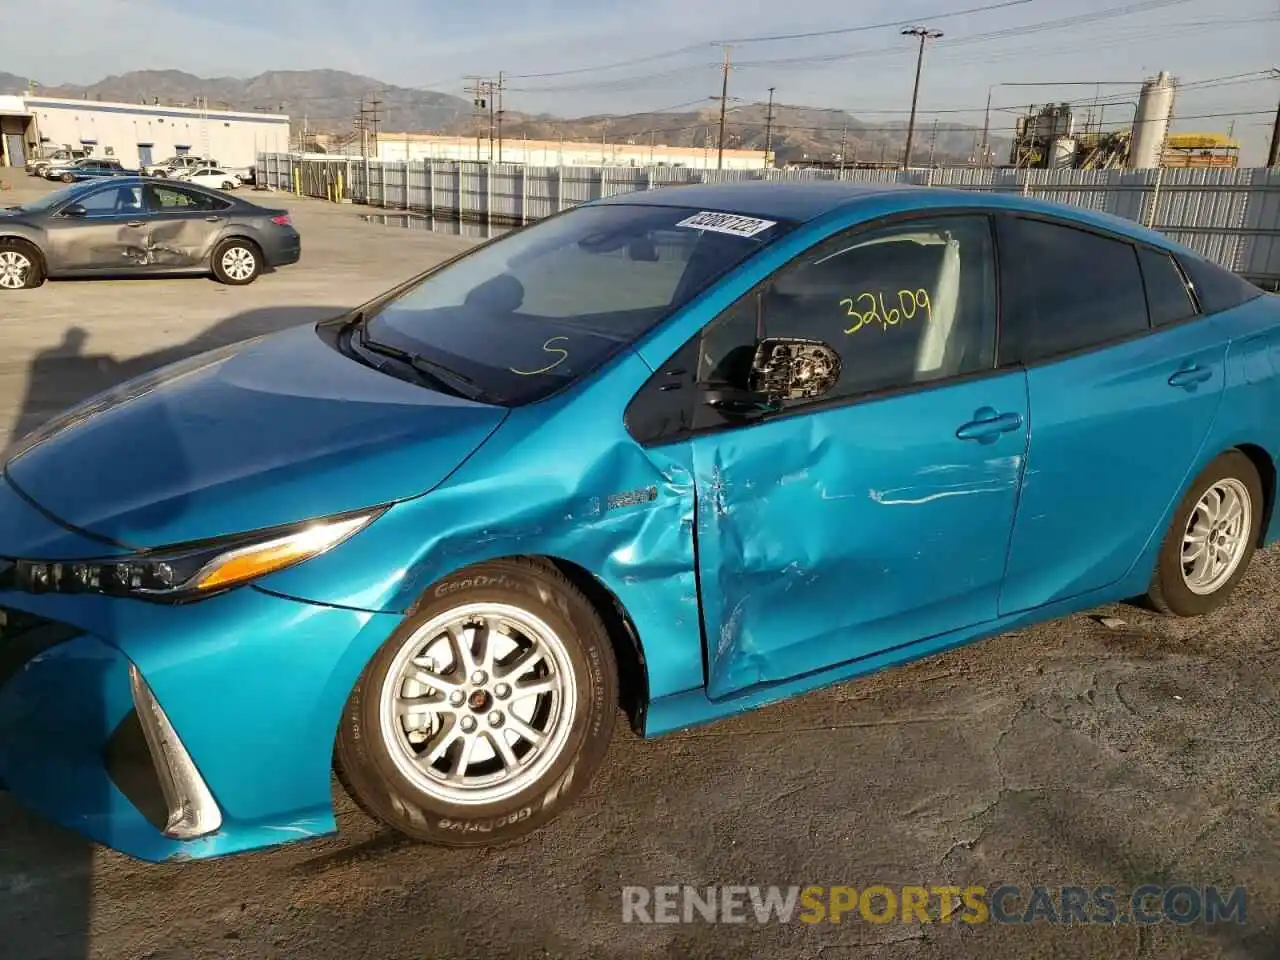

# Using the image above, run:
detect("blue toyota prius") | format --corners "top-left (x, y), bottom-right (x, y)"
top-left (1, 181), bottom-right (1276, 862)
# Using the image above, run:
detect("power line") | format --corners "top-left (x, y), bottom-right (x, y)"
top-left (715, 0), bottom-right (1037, 43)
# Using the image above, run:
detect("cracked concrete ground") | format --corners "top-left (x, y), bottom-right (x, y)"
top-left (0, 176), bottom-right (1278, 960)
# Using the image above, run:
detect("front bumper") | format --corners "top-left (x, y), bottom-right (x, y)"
top-left (0, 587), bottom-right (403, 862)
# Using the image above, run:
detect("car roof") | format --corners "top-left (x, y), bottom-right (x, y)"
top-left (588, 178), bottom-right (1180, 252)
top-left (590, 180), bottom-right (914, 223)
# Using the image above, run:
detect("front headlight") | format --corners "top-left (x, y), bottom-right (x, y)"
top-left (7, 508), bottom-right (384, 602)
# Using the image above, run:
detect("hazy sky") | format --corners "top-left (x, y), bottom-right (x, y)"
top-left (3, 0), bottom-right (1278, 160)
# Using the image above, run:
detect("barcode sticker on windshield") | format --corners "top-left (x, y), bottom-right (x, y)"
top-left (675, 211), bottom-right (777, 238)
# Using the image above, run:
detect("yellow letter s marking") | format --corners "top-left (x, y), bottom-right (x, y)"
top-left (510, 336), bottom-right (570, 376)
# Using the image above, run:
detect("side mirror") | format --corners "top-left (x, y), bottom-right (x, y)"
top-left (749, 337), bottom-right (842, 401)
top-left (701, 337), bottom-right (841, 417)
top-left (60, 203), bottom-right (88, 218)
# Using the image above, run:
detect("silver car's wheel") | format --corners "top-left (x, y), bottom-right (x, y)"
top-left (334, 558), bottom-right (618, 847)
top-left (1181, 478), bottom-right (1252, 595)
top-left (1147, 450), bottom-right (1262, 617)
top-left (211, 239), bottom-right (261, 285)
top-left (0, 242), bottom-right (44, 290)
top-left (378, 602), bottom-right (578, 806)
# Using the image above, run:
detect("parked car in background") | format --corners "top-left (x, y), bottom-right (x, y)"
top-left (0, 181), bottom-right (1274, 864)
top-left (26, 147), bottom-right (88, 178)
top-left (44, 157), bottom-right (139, 183)
top-left (172, 166), bottom-right (242, 191)
top-left (145, 155), bottom-right (217, 178)
top-left (0, 176), bottom-right (299, 289)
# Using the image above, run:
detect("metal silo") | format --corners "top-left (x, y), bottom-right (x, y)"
top-left (1128, 70), bottom-right (1176, 169)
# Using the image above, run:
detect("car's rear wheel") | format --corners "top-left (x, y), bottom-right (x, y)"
top-left (221, 181), bottom-right (236, 191)
top-left (0, 240), bottom-right (45, 290)
top-left (334, 558), bottom-right (618, 846)
top-left (211, 238), bottom-right (261, 285)
top-left (1146, 450), bottom-right (1263, 617)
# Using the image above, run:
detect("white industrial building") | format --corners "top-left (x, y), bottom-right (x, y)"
top-left (0, 95), bottom-right (290, 170)
top-left (371, 133), bottom-right (770, 170)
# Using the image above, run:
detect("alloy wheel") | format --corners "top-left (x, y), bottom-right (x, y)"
top-left (0, 250), bottom-right (32, 289)
top-left (220, 247), bottom-right (256, 281)
top-left (378, 602), bottom-right (578, 805)
top-left (1181, 477), bottom-right (1252, 595)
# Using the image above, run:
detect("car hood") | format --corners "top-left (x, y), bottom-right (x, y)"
top-left (4, 323), bottom-right (509, 549)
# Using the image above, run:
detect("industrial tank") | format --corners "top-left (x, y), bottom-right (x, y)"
top-left (1128, 70), bottom-right (1176, 169)
top-left (1050, 137), bottom-right (1078, 168)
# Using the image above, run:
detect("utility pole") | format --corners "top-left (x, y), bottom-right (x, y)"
top-left (366, 93), bottom-right (383, 159)
top-left (764, 86), bottom-right (776, 167)
top-left (1269, 70), bottom-right (1280, 166)
top-left (928, 118), bottom-right (939, 167)
top-left (901, 25), bottom-right (943, 169)
top-left (980, 85), bottom-right (993, 166)
top-left (714, 44), bottom-right (733, 170)
top-left (837, 122), bottom-right (847, 176)
top-left (495, 71), bottom-right (505, 164)
top-left (465, 77), bottom-right (487, 161)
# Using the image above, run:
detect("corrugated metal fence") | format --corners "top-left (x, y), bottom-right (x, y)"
top-left (257, 154), bottom-right (1280, 284)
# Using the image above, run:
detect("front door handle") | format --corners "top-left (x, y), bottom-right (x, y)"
top-left (1168, 365), bottom-right (1213, 388)
top-left (956, 407), bottom-right (1023, 443)
top-left (125, 220), bottom-right (145, 227)
top-left (205, 216), bottom-right (223, 222)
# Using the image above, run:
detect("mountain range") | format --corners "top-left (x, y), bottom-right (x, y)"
top-left (0, 69), bottom-right (1002, 165)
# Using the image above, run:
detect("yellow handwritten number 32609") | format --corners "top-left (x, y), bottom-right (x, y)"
top-left (840, 288), bottom-right (932, 335)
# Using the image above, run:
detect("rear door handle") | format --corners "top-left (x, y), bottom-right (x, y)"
top-left (956, 408), bottom-right (1023, 443)
top-left (205, 216), bottom-right (223, 222)
top-left (125, 220), bottom-right (145, 227)
top-left (1168, 365), bottom-right (1213, 388)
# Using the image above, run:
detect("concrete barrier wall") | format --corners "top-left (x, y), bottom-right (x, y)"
top-left (256, 153), bottom-right (1280, 285)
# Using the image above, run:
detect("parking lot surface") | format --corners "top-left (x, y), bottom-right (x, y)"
top-left (1, 175), bottom-right (1278, 960)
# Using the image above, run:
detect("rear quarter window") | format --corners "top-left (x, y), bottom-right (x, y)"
top-left (1176, 254), bottom-right (1264, 315)
top-left (1138, 247), bottom-right (1198, 327)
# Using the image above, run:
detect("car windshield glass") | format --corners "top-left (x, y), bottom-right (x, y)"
top-left (361, 202), bottom-right (794, 404)
top-left (9, 183), bottom-right (91, 213)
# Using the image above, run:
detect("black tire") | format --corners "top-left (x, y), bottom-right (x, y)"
top-left (0, 238), bottom-right (46, 290)
top-left (221, 181), bottom-right (236, 191)
top-left (211, 238), bottom-right (262, 285)
top-left (1146, 450), bottom-right (1263, 617)
top-left (59, 172), bottom-right (75, 183)
top-left (334, 558), bottom-right (618, 847)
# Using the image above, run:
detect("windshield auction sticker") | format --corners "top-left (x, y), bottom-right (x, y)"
top-left (675, 211), bottom-right (778, 238)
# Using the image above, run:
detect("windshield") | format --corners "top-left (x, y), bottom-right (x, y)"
top-left (360, 203), bottom-right (795, 404)
top-left (8, 183), bottom-right (90, 214)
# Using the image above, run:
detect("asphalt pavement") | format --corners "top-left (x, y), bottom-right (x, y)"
top-left (0, 171), bottom-right (1277, 960)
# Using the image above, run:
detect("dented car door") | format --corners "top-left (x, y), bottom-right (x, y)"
top-left (140, 182), bottom-right (228, 267)
top-left (42, 183), bottom-right (150, 273)
top-left (686, 213), bottom-right (1030, 699)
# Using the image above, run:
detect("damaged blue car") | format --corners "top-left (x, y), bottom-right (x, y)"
top-left (1, 180), bottom-right (1277, 862)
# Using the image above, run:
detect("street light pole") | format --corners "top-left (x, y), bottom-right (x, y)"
top-left (901, 25), bottom-right (942, 169)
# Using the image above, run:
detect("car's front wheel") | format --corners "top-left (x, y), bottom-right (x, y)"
top-left (334, 558), bottom-right (618, 846)
top-left (221, 181), bottom-right (237, 191)
top-left (59, 172), bottom-right (75, 183)
top-left (1146, 450), bottom-right (1264, 616)
top-left (0, 239), bottom-right (45, 290)
top-left (211, 238), bottom-right (261, 285)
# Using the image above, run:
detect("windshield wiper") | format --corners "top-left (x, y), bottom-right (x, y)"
top-left (348, 312), bottom-right (497, 403)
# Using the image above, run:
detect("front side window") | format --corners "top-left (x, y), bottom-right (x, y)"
top-left (72, 184), bottom-right (143, 217)
top-left (359, 203), bottom-right (795, 404)
top-left (696, 215), bottom-right (998, 405)
top-left (998, 216), bottom-right (1148, 365)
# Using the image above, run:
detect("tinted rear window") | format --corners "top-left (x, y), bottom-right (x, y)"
top-left (1177, 254), bottom-right (1264, 315)
top-left (1138, 247), bottom-right (1198, 327)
